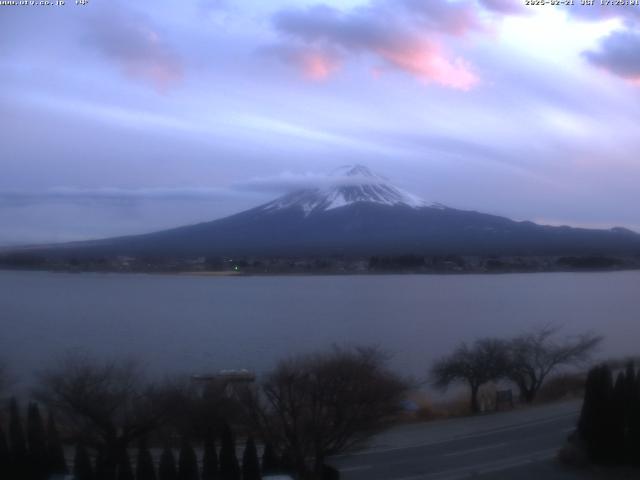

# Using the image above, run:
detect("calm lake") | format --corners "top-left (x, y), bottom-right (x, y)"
top-left (1, 270), bottom-right (639, 387)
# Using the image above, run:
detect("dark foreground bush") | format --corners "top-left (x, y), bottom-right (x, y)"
top-left (572, 363), bottom-right (640, 466)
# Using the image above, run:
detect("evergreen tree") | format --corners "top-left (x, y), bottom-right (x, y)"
top-left (9, 398), bottom-right (28, 479)
top-left (623, 362), bottom-right (636, 418)
top-left (278, 449), bottom-right (295, 477)
top-left (611, 372), bottom-right (626, 463)
top-left (136, 438), bottom-right (156, 480)
top-left (630, 372), bottom-right (640, 466)
top-left (116, 449), bottom-right (135, 480)
top-left (0, 424), bottom-right (10, 480)
top-left (46, 411), bottom-right (68, 475)
top-left (201, 431), bottom-right (218, 480)
top-left (94, 445), bottom-right (119, 480)
top-left (218, 424), bottom-right (239, 480)
top-left (578, 365), bottom-right (615, 464)
top-left (94, 447), bottom-right (111, 480)
top-left (74, 444), bottom-right (94, 480)
top-left (178, 438), bottom-right (199, 480)
top-left (321, 464), bottom-right (340, 480)
top-left (27, 403), bottom-right (49, 480)
top-left (622, 362), bottom-right (636, 463)
top-left (260, 442), bottom-right (278, 476)
top-left (159, 447), bottom-right (179, 480)
top-left (241, 437), bottom-right (260, 480)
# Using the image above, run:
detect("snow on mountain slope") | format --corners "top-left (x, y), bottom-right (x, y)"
top-left (260, 165), bottom-right (441, 215)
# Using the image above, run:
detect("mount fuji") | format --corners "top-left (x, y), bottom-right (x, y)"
top-left (19, 165), bottom-right (640, 258)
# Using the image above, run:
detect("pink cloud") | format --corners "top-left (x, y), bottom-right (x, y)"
top-left (267, 44), bottom-right (341, 82)
top-left (270, 2), bottom-right (483, 89)
top-left (376, 41), bottom-right (479, 90)
top-left (298, 51), bottom-right (341, 81)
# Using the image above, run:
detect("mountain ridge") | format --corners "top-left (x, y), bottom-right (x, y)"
top-left (5, 165), bottom-right (640, 259)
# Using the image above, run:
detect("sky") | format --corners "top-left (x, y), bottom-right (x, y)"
top-left (1, 0), bottom-right (640, 245)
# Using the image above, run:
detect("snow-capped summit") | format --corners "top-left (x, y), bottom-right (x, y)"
top-left (330, 164), bottom-right (383, 179)
top-left (261, 165), bottom-right (436, 215)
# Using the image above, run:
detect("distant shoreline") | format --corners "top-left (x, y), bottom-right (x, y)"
top-left (2, 264), bottom-right (640, 278)
top-left (2, 251), bottom-right (640, 277)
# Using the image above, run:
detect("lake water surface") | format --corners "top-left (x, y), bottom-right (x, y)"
top-left (1, 270), bottom-right (639, 387)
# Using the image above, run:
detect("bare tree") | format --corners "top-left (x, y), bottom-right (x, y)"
top-left (241, 346), bottom-right (408, 479)
top-left (430, 338), bottom-right (510, 414)
top-left (35, 353), bottom-right (178, 480)
top-left (507, 326), bottom-right (602, 403)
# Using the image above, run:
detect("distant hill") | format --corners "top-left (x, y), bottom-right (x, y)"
top-left (9, 165), bottom-right (640, 259)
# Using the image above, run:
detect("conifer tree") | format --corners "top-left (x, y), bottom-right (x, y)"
top-left (322, 464), bottom-right (340, 480)
top-left (74, 444), bottom-right (95, 480)
top-left (27, 403), bottom-right (49, 480)
top-left (219, 424), bottom-right (240, 480)
top-left (578, 365), bottom-right (614, 464)
top-left (159, 447), bottom-right (179, 480)
top-left (94, 445), bottom-right (119, 480)
top-left (178, 438), bottom-right (199, 480)
top-left (0, 424), bottom-right (10, 480)
top-left (241, 436), bottom-right (260, 480)
top-left (611, 372), bottom-right (626, 463)
top-left (278, 449), bottom-right (295, 477)
top-left (623, 361), bottom-right (637, 460)
top-left (9, 398), bottom-right (28, 479)
top-left (260, 442), bottom-right (278, 476)
top-left (623, 362), bottom-right (636, 417)
top-left (116, 449), bottom-right (135, 480)
top-left (201, 431), bottom-right (218, 480)
top-left (94, 447), bottom-right (108, 480)
top-left (46, 411), bottom-right (68, 475)
top-left (630, 372), bottom-right (640, 466)
top-left (136, 438), bottom-right (156, 480)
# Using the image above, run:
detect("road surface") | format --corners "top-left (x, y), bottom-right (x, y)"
top-left (331, 400), bottom-right (586, 480)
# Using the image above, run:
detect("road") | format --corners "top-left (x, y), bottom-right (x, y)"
top-left (330, 400), bottom-right (586, 480)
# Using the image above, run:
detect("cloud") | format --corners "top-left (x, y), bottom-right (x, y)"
top-left (0, 169), bottom-right (390, 210)
top-left (234, 168), bottom-right (389, 194)
top-left (199, 0), bottom-right (228, 11)
top-left (584, 29), bottom-right (640, 83)
top-left (267, 44), bottom-right (342, 81)
top-left (269, 1), bottom-right (481, 89)
top-left (567, 4), bottom-right (640, 24)
top-left (374, 40), bottom-right (478, 89)
top-left (86, 8), bottom-right (183, 91)
top-left (477, 0), bottom-right (527, 15)
top-left (400, 0), bottom-right (486, 34)
top-left (566, 0), bottom-right (640, 85)
top-left (0, 187), bottom-right (236, 208)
